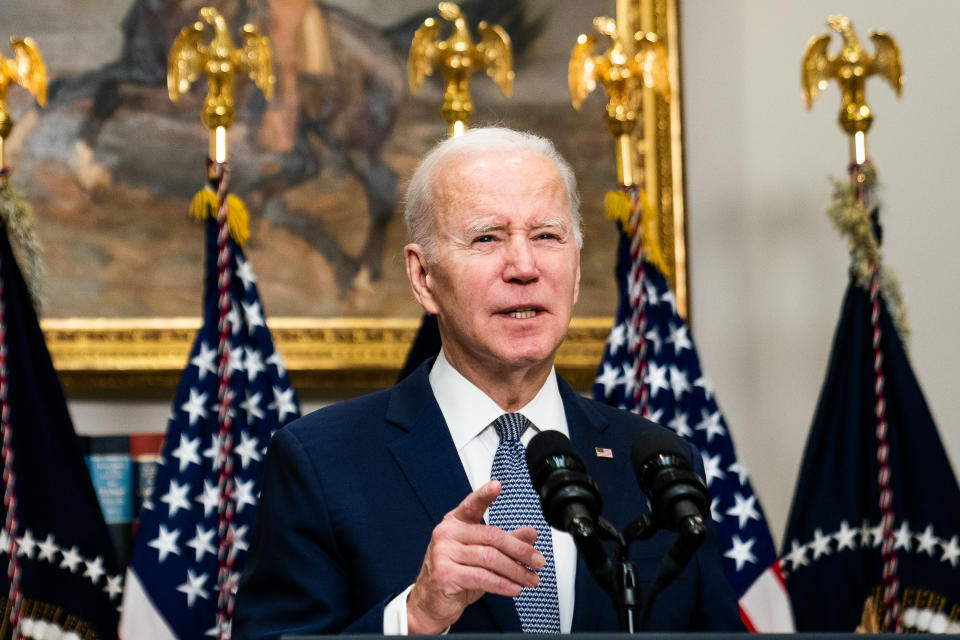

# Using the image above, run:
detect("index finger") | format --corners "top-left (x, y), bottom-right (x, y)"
top-left (449, 480), bottom-right (501, 524)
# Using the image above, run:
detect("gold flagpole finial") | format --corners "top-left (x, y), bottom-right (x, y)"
top-left (802, 14), bottom-right (903, 165)
top-left (408, 1), bottom-right (514, 138)
top-left (569, 15), bottom-right (668, 186)
top-left (0, 37), bottom-right (47, 171)
top-left (167, 7), bottom-right (274, 162)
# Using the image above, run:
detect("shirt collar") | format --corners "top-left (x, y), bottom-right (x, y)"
top-left (429, 349), bottom-right (569, 452)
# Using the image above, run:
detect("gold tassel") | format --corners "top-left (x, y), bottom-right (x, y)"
top-left (189, 187), bottom-right (250, 247)
top-left (604, 189), bottom-right (669, 275)
top-left (825, 166), bottom-right (909, 341)
top-left (0, 180), bottom-right (45, 314)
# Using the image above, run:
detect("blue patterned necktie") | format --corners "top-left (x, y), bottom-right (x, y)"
top-left (486, 413), bottom-right (561, 633)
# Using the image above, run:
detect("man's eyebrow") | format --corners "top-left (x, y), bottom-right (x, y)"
top-left (465, 221), bottom-right (506, 235)
top-left (532, 218), bottom-right (570, 233)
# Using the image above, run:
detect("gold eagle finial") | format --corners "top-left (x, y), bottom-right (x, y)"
top-left (1, 37), bottom-right (47, 167)
top-left (408, 1), bottom-right (514, 136)
top-left (168, 7), bottom-right (274, 134)
top-left (569, 16), bottom-right (668, 136)
top-left (802, 14), bottom-right (902, 137)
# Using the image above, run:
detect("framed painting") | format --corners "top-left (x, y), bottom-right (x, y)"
top-left (5, 0), bottom-right (686, 392)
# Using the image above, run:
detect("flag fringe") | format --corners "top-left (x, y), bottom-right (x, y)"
top-left (604, 189), bottom-right (668, 275)
top-left (190, 188), bottom-right (250, 247)
top-left (825, 169), bottom-right (909, 341)
top-left (0, 181), bottom-right (44, 314)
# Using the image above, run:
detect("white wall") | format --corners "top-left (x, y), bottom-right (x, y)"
top-left (681, 0), bottom-right (960, 544)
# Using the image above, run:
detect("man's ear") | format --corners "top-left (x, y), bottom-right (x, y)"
top-left (405, 244), bottom-right (440, 314)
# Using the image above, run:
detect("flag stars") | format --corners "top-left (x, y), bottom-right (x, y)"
top-left (645, 363), bottom-right (669, 397)
top-left (709, 496), bottom-right (721, 523)
top-left (607, 323), bottom-right (626, 353)
top-left (859, 520), bottom-right (873, 549)
top-left (723, 534), bottom-right (757, 572)
top-left (235, 431), bottom-right (262, 469)
top-left (595, 363), bottom-right (621, 399)
top-left (242, 301), bottom-right (266, 334)
top-left (36, 533), bottom-right (59, 563)
top-left (914, 524), bottom-right (939, 557)
top-left (15, 529), bottom-right (37, 559)
top-left (160, 478), bottom-right (192, 518)
top-left (701, 452), bottom-right (725, 488)
top-left (694, 408), bottom-right (726, 443)
top-left (181, 388), bottom-right (209, 427)
top-left (725, 492), bottom-right (761, 529)
top-left (667, 324), bottom-right (693, 355)
top-left (727, 462), bottom-right (749, 486)
top-left (104, 574), bottom-right (124, 600)
top-left (668, 365), bottom-right (691, 400)
top-left (234, 478), bottom-right (257, 513)
top-left (940, 535), bottom-right (960, 567)
top-left (644, 329), bottom-right (662, 356)
top-left (228, 344), bottom-right (246, 376)
top-left (693, 376), bottom-right (715, 400)
top-left (809, 528), bottom-right (833, 560)
top-left (240, 390), bottom-right (265, 424)
top-left (83, 555), bottom-right (106, 585)
top-left (203, 433), bottom-right (227, 470)
top-left (267, 351), bottom-right (287, 377)
top-left (59, 545), bottom-right (84, 573)
top-left (230, 524), bottom-right (250, 552)
top-left (270, 386), bottom-right (298, 423)
top-left (190, 342), bottom-right (218, 381)
top-left (235, 256), bottom-right (257, 291)
top-left (244, 349), bottom-right (266, 382)
top-left (668, 411), bottom-right (693, 439)
top-left (785, 539), bottom-right (809, 571)
top-left (171, 434), bottom-right (202, 472)
top-left (197, 479), bottom-right (220, 519)
top-left (893, 521), bottom-right (913, 551)
top-left (186, 525), bottom-right (217, 562)
top-left (148, 525), bottom-right (181, 563)
top-left (0, 529), bottom-right (10, 554)
top-left (226, 303), bottom-right (242, 336)
top-left (833, 520), bottom-right (859, 551)
top-left (177, 569), bottom-right (211, 607)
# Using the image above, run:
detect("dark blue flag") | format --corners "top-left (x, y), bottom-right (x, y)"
top-left (594, 208), bottom-right (793, 631)
top-left (783, 178), bottom-right (960, 632)
top-left (0, 198), bottom-right (121, 638)
top-left (119, 215), bottom-right (301, 640)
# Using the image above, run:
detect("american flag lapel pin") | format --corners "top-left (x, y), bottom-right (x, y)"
top-left (595, 446), bottom-right (613, 459)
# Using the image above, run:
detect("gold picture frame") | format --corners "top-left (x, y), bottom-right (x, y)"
top-left (40, 0), bottom-right (686, 394)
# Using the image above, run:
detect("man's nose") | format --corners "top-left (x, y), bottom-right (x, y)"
top-left (503, 237), bottom-right (539, 283)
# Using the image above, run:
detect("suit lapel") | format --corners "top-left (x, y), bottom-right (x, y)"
top-left (560, 378), bottom-right (636, 632)
top-left (384, 363), bottom-right (521, 632)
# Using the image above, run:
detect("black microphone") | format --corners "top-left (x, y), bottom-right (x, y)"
top-left (525, 431), bottom-right (602, 535)
top-left (630, 429), bottom-right (712, 629)
top-left (525, 431), bottom-right (614, 592)
top-left (629, 428), bottom-right (710, 540)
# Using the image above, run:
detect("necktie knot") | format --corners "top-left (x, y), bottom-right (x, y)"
top-left (493, 413), bottom-right (530, 443)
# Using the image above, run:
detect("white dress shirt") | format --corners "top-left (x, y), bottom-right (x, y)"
top-left (383, 350), bottom-right (577, 633)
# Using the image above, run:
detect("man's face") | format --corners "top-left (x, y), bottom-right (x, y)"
top-left (407, 149), bottom-right (581, 379)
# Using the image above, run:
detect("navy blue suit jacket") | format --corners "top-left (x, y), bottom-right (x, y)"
top-left (233, 362), bottom-right (744, 638)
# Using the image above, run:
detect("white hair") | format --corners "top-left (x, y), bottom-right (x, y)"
top-left (403, 127), bottom-right (583, 259)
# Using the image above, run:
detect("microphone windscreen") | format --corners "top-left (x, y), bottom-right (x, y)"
top-left (630, 428), bottom-right (690, 471)
top-left (525, 430), bottom-right (577, 471)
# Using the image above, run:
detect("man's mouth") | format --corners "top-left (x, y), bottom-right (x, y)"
top-left (503, 307), bottom-right (540, 319)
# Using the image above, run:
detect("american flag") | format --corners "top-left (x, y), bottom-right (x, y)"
top-left (593, 208), bottom-right (794, 631)
top-left (119, 216), bottom-right (300, 640)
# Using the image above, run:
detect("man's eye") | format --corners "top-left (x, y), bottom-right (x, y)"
top-left (473, 235), bottom-right (495, 243)
top-left (536, 232), bottom-right (560, 240)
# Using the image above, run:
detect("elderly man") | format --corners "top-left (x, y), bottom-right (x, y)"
top-left (233, 128), bottom-right (743, 638)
